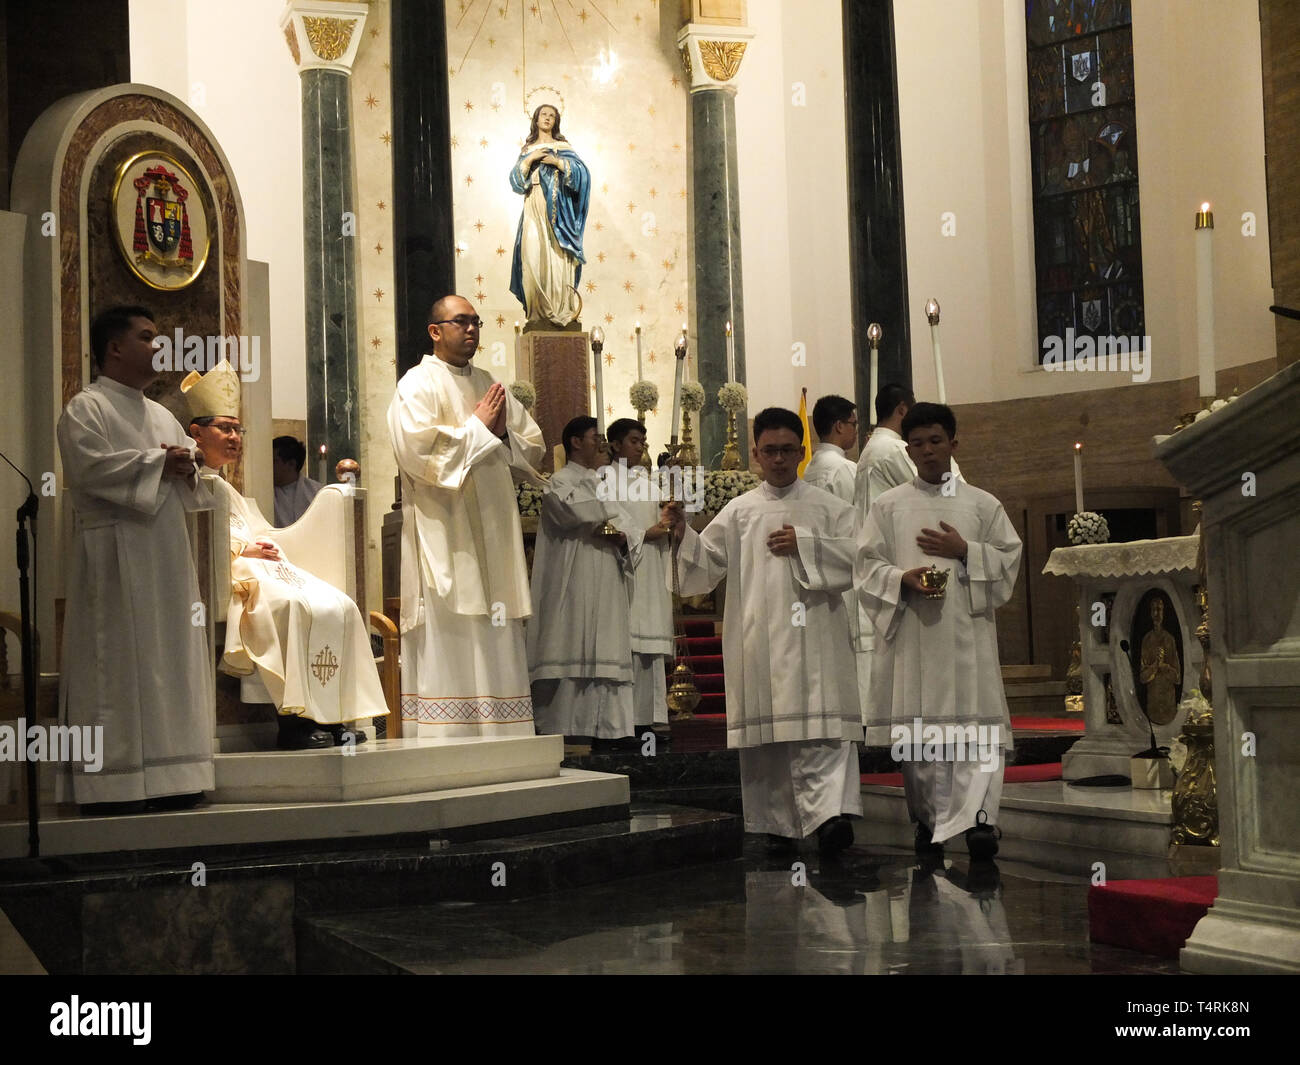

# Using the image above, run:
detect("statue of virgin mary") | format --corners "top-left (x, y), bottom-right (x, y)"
top-left (509, 93), bottom-right (590, 328)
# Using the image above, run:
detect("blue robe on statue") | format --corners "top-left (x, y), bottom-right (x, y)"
top-left (510, 139), bottom-right (590, 327)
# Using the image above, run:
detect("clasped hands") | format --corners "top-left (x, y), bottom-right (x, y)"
top-left (161, 444), bottom-right (197, 481)
top-left (242, 538), bottom-right (282, 562)
top-left (473, 382), bottom-right (509, 437)
top-left (901, 520), bottom-right (967, 595)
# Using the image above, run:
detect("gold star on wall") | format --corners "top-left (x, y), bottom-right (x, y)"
top-left (474, 220), bottom-right (485, 231)
top-left (648, 351), bottom-right (656, 364)
top-left (451, 136), bottom-right (459, 148)
top-left (374, 242), bottom-right (383, 254)
top-left (374, 288), bottom-right (385, 301)
top-left (475, 290), bottom-right (486, 301)
top-left (604, 313), bottom-right (614, 324)
top-left (579, 9), bottom-right (589, 22)
top-left (661, 258), bottom-right (673, 271)
top-left (649, 187), bottom-right (657, 198)
top-left (593, 221), bottom-right (604, 232)
top-left (496, 314), bottom-right (506, 327)
top-left (465, 175), bottom-right (474, 187)
top-left (480, 137), bottom-right (489, 148)
top-left (604, 352), bottom-right (614, 366)
top-left (464, 100), bottom-right (474, 112)
top-left (638, 303), bottom-right (647, 314)
top-left (496, 245), bottom-right (507, 256)
top-left (488, 37), bottom-right (495, 46)
top-left (474, 273), bottom-right (485, 285)
top-left (365, 93), bottom-right (379, 108)
top-left (626, 202), bottom-right (636, 213)
top-left (376, 201), bottom-right (386, 211)
top-left (606, 403), bottom-right (614, 416)
top-left (623, 280), bottom-right (634, 293)
top-left (647, 106), bottom-right (655, 117)
top-left (628, 251), bottom-right (637, 261)
top-left (675, 300), bottom-right (685, 313)
top-left (671, 75), bottom-right (680, 88)
top-left (585, 281), bottom-right (597, 293)
top-left (369, 26), bottom-right (379, 38)
top-left (627, 143), bottom-right (636, 153)
top-left (596, 252), bottom-right (606, 263)
top-left (371, 336), bottom-right (382, 348)
top-left (381, 131), bottom-right (392, 145)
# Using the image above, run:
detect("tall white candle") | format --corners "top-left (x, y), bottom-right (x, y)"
top-left (1073, 442), bottom-right (1084, 514)
top-left (726, 320), bottom-right (735, 382)
top-left (514, 321), bottom-right (522, 373)
top-left (318, 443), bottom-right (327, 485)
top-left (671, 332), bottom-right (687, 444)
top-left (635, 322), bottom-right (643, 381)
top-left (867, 322), bottom-right (882, 427)
top-left (591, 329), bottom-right (606, 434)
top-left (1195, 203), bottom-right (1216, 399)
top-left (925, 298), bottom-right (946, 404)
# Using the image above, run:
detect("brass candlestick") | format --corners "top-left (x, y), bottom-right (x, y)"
top-left (664, 461), bottom-right (698, 721)
top-left (720, 410), bottom-right (741, 470)
top-left (635, 407), bottom-right (653, 470)
top-left (678, 409), bottom-right (700, 467)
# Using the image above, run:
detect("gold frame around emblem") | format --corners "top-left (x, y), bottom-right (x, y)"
top-left (110, 150), bottom-right (212, 292)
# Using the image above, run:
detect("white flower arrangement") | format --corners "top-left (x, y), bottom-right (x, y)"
top-left (680, 381), bottom-right (706, 413)
top-left (629, 379), bottom-right (659, 412)
top-left (508, 380), bottom-right (536, 410)
top-left (1067, 510), bottom-right (1110, 545)
top-left (516, 478), bottom-right (547, 518)
top-left (717, 381), bottom-right (747, 412)
top-left (704, 469), bottom-right (758, 514)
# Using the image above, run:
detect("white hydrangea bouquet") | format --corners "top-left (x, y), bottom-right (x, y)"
top-left (517, 477), bottom-right (547, 518)
top-left (508, 380), bottom-right (536, 411)
top-left (704, 469), bottom-right (758, 514)
top-left (1067, 510), bottom-right (1110, 545)
top-left (717, 381), bottom-right (747, 412)
top-left (680, 381), bottom-right (706, 413)
top-left (629, 380), bottom-right (659, 413)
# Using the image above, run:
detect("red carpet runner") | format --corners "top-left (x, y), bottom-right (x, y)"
top-left (1088, 876), bottom-right (1218, 959)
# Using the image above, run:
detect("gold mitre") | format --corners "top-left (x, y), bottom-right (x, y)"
top-left (180, 359), bottom-right (241, 420)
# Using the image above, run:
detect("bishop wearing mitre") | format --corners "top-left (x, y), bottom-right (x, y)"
top-left (182, 360), bottom-right (388, 749)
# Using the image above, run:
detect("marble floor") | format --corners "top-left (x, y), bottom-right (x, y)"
top-left (299, 835), bottom-right (1181, 975)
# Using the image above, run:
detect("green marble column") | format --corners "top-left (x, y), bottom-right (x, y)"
top-left (679, 25), bottom-right (754, 464)
top-left (283, 2), bottom-right (368, 470)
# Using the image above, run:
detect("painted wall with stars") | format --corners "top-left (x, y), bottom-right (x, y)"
top-left (444, 0), bottom-right (692, 451)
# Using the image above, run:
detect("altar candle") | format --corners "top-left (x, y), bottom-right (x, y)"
top-left (867, 323), bottom-right (882, 426)
top-left (318, 443), bottom-right (327, 485)
top-left (925, 298), bottom-right (946, 404)
top-left (514, 321), bottom-right (522, 372)
top-left (1073, 442), bottom-right (1084, 514)
top-left (590, 329), bottom-right (606, 434)
top-left (635, 322), bottom-right (643, 380)
top-left (1195, 203), bottom-right (1216, 399)
top-left (725, 320), bottom-right (735, 382)
top-left (671, 332), bottom-right (687, 444)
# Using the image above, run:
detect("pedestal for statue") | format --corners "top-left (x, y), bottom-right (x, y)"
top-left (518, 329), bottom-right (591, 473)
top-left (1155, 362), bottom-right (1300, 973)
top-left (1043, 537), bottom-right (1203, 781)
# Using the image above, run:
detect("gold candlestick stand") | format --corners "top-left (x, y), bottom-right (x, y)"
top-left (635, 407), bottom-right (652, 470)
top-left (720, 409), bottom-right (742, 470)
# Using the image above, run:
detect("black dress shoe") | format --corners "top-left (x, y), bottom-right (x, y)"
top-left (915, 822), bottom-right (944, 860)
top-left (79, 800), bottom-right (147, 817)
top-left (766, 834), bottom-right (799, 855)
top-left (816, 815), bottom-right (854, 856)
top-left (276, 715), bottom-right (334, 750)
top-left (325, 723), bottom-right (369, 747)
top-left (146, 792), bottom-right (205, 811)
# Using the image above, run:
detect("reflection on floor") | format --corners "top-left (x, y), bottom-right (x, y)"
top-left (299, 837), bottom-right (1181, 975)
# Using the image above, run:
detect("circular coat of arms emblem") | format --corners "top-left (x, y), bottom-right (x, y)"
top-left (111, 151), bottom-right (211, 290)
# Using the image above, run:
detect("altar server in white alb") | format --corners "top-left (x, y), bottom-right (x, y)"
top-left (605, 417), bottom-right (673, 733)
top-left (856, 402), bottom-right (1021, 862)
top-left (388, 295), bottom-right (547, 736)
top-left (803, 394), bottom-right (859, 503)
top-left (664, 407), bottom-right (862, 855)
top-left (182, 360), bottom-right (388, 750)
top-left (56, 305), bottom-right (215, 814)
top-left (528, 417), bottom-right (636, 744)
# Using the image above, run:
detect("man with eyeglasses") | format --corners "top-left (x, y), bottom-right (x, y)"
top-left (803, 394), bottom-right (858, 503)
top-left (388, 294), bottom-right (546, 737)
top-left (663, 407), bottom-right (862, 857)
top-left (55, 306), bottom-right (215, 814)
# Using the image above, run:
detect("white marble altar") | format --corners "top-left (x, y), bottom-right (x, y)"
top-left (1155, 360), bottom-right (1300, 973)
top-left (1043, 537), bottom-right (1203, 780)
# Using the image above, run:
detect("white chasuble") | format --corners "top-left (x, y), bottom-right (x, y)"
top-left (388, 355), bottom-right (545, 735)
top-left (610, 464), bottom-right (673, 725)
top-left (214, 477), bottom-right (387, 726)
top-left (673, 480), bottom-right (863, 838)
top-left (56, 378), bottom-right (215, 803)
top-left (527, 462), bottom-right (634, 738)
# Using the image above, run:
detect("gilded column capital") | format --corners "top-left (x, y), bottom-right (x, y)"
top-left (280, 0), bottom-right (369, 75)
top-left (675, 23), bottom-right (755, 95)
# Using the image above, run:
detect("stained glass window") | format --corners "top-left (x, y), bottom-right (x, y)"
top-left (1026, 0), bottom-right (1145, 358)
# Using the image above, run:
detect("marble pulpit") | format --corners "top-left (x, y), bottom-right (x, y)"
top-left (1044, 536), bottom-right (1204, 781)
top-left (1155, 361), bottom-right (1300, 973)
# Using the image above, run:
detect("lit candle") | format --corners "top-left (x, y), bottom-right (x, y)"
top-left (1195, 202), bottom-right (1216, 400)
top-left (318, 443), bottom-right (327, 485)
top-left (925, 298), bottom-right (946, 404)
top-left (867, 322), bottom-right (882, 427)
top-left (671, 332), bottom-right (687, 445)
top-left (1073, 442), bottom-right (1084, 514)
top-left (725, 320), bottom-right (735, 382)
top-left (635, 321), bottom-right (643, 380)
top-left (590, 326), bottom-right (606, 434)
top-left (514, 321), bottom-right (522, 372)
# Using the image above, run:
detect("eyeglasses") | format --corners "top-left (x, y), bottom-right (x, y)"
top-left (206, 422), bottom-right (248, 437)
top-left (757, 446), bottom-right (802, 459)
top-left (434, 316), bottom-right (484, 330)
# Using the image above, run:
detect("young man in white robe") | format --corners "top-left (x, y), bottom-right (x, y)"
top-left (528, 417), bottom-right (636, 745)
top-left (803, 394), bottom-right (858, 503)
top-left (182, 360), bottom-right (388, 750)
top-left (664, 407), bottom-right (862, 856)
top-left (387, 295), bottom-right (546, 737)
top-left (56, 306), bottom-right (215, 815)
top-left (605, 418), bottom-right (673, 735)
top-left (272, 435), bottom-right (322, 527)
top-left (855, 402), bottom-right (1021, 863)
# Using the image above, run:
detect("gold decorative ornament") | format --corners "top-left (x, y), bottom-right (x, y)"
top-left (180, 359), bottom-right (241, 420)
top-left (302, 15), bottom-right (357, 62)
top-left (917, 566), bottom-right (949, 599)
top-left (1170, 692), bottom-right (1218, 848)
top-left (698, 40), bottom-right (747, 82)
top-left (524, 84), bottom-right (566, 119)
top-left (678, 409), bottom-right (700, 467)
top-left (678, 46), bottom-right (692, 81)
top-left (720, 411), bottom-right (741, 470)
top-left (111, 151), bottom-right (211, 291)
top-left (284, 22), bottom-right (301, 65)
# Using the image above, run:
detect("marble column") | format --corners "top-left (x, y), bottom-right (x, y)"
top-left (282, 1), bottom-right (368, 470)
top-left (1156, 362), bottom-right (1300, 973)
top-left (841, 0), bottom-right (912, 414)
top-left (678, 19), bottom-right (754, 465)
top-left (389, 0), bottom-right (455, 378)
